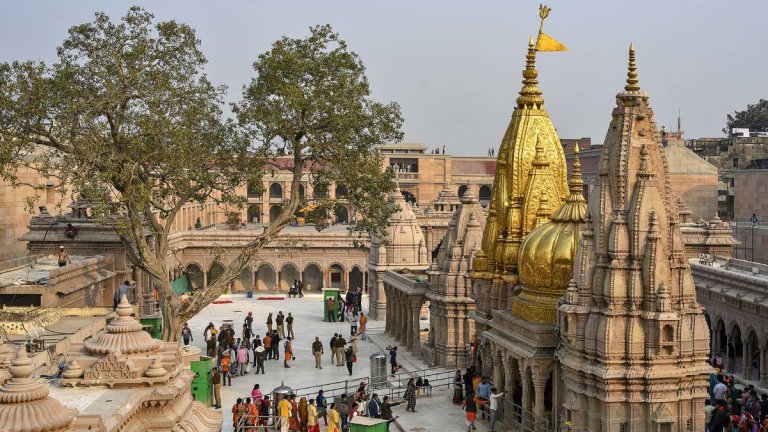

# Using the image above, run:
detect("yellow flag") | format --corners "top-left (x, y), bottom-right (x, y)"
top-left (536, 32), bottom-right (568, 52)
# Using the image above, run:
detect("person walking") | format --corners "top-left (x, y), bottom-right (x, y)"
top-left (299, 396), bottom-right (309, 432)
top-left (245, 312), bottom-right (254, 335)
top-left (276, 311), bottom-right (285, 338)
top-left (316, 390), bottom-right (328, 426)
top-left (221, 352), bottom-right (232, 386)
top-left (212, 368), bottom-right (222, 409)
top-left (350, 333), bottom-right (359, 355)
top-left (278, 394), bottom-right (292, 432)
top-left (289, 394), bottom-right (300, 431)
top-left (345, 346), bottom-right (355, 376)
top-left (204, 322), bottom-right (215, 342)
top-left (266, 313), bottom-right (273, 333)
top-left (312, 337), bottom-right (324, 369)
top-left (453, 370), bottom-right (464, 404)
top-left (286, 312), bottom-right (295, 339)
top-left (284, 337), bottom-right (294, 368)
top-left (326, 403), bottom-right (341, 432)
top-left (180, 322), bottom-right (193, 346)
top-left (297, 280), bottom-right (304, 298)
top-left (272, 330), bottom-right (281, 361)
top-left (488, 387), bottom-right (505, 432)
top-left (404, 378), bottom-right (417, 412)
top-left (237, 345), bottom-right (249, 376)
top-left (329, 334), bottom-right (338, 365)
top-left (258, 396), bottom-right (271, 428)
top-left (334, 335), bottom-right (347, 367)
top-left (389, 346), bottom-right (398, 376)
top-left (308, 399), bottom-right (319, 432)
top-left (358, 313), bottom-right (367, 341)
top-left (348, 308), bottom-right (358, 335)
top-left (263, 333), bottom-right (273, 360)
top-left (251, 384), bottom-right (263, 405)
top-left (463, 394), bottom-right (481, 432)
top-left (254, 346), bottom-right (266, 374)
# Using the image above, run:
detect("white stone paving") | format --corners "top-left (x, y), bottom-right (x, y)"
top-left (187, 292), bottom-right (485, 431)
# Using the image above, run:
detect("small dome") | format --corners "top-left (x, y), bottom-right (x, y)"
top-left (0, 346), bottom-right (76, 432)
top-left (85, 295), bottom-right (161, 355)
top-left (378, 187), bottom-right (427, 266)
top-left (511, 147), bottom-right (587, 324)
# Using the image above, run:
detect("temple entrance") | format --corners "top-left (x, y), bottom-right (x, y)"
top-left (302, 264), bottom-right (323, 291)
top-left (185, 263), bottom-right (204, 290)
top-left (349, 266), bottom-right (363, 290)
top-left (255, 264), bottom-right (276, 292)
top-left (247, 204), bottom-right (261, 223)
top-left (207, 262), bottom-right (225, 287)
top-left (278, 263), bottom-right (299, 292)
top-left (329, 264), bottom-right (345, 289)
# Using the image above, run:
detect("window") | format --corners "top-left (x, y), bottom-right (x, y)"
top-left (659, 423), bottom-right (672, 432)
top-left (663, 325), bottom-right (674, 342)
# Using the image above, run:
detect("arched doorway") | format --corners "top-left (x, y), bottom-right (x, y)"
top-left (349, 266), bottom-right (363, 290)
top-left (747, 330), bottom-right (760, 380)
top-left (232, 267), bottom-right (252, 292)
top-left (255, 263), bottom-right (276, 292)
top-left (247, 182), bottom-right (261, 198)
top-left (248, 204), bottom-right (261, 223)
top-left (715, 319), bottom-right (727, 355)
top-left (269, 204), bottom-right (281, 223)
top-left (270, 183), bottom-right (283, 199)
top-left (279, 263), bottom-right (299, 292)
top-left (335, 206), bottom-right (349, 224)
top-left (303, 264), bottom-right (323, 291)
top-left (458, 185), bottom-right (468, 198)
top-left (185, 263), bottom-right (204, 290)
top-left (730, 324), bottom-right (743, 373)
top-left (329, 264), bottom-right (345, 289)
top-left (479, 185), bottom-right (492, 202)
top-left (207, 262), bottom-right (225, 287)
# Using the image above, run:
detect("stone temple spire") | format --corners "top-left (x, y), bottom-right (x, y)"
top-left (0, 346), bottom-right (76, 432)
top-left (557, 45), bottom-right (710, 431)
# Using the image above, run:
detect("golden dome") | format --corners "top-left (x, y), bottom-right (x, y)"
top-left (511, 145), bottom-right (587, 324)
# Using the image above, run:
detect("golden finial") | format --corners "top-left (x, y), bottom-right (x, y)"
top-left (625, 43), bottom-right (640, 92)
top-left (569, 144), bottom-right (584, 194)
top-left (516, 36), bottom-right (543, 108)
top-left (538, 4), bottom-right (552, 34)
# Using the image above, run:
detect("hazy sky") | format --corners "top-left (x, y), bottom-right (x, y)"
top-left (2, 1), bottom-right (767, 155)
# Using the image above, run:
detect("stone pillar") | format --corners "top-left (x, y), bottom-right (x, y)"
top-left (760, 347), bottom-right (767, 386)
top-left (395, 294), bottom-right (405, 343)
top-left (502, 358), bottom-right (517, 430)
top-left (532, 376), bottom-right (547, 418)
top-left (743, 338), bottom-right (750, 378)
top-left (492, 354), bottom-right (503, 392)
top-left (410, 298), bottom-right (421, 354)
top-left (371, 274), bottom-right (385, 321)
top-left (384, 285), bottom-right (392, 335)
top-left (404, 296), bottom-right (413, 349)
top-left (520, 368), bottom-right (531, 414)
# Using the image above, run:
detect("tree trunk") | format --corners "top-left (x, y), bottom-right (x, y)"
top-left (161, 295), bottom-right (182, 342)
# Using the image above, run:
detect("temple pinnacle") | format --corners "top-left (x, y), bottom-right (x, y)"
top-left (625, 43), bottom-right (640, 92)
top-left (516, 36), bottom-right (544, 108)
top-left (569, 144), bottom-right (584, 194)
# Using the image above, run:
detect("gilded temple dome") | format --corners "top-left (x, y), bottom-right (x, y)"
top-left (511, 145), bottom-right (587, 324)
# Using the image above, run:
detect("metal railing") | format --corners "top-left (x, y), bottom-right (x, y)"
top-left (235, 414), bottom-right (279, 431)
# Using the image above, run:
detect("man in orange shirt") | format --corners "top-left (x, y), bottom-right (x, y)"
top-left (220, 352), bottom-right (232, 386)
top-left (263, 334), bottom-right (272, 360)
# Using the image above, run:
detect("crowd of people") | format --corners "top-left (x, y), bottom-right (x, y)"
top-left (707, 371), bottom-right (768, 431)
top-left (448, 367), bottom-right (505, 432)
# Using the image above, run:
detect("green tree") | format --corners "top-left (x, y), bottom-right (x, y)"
top-left (0, 9), bottom-right (402, 340)
top-left (724, 99), bottom-right (768, 135)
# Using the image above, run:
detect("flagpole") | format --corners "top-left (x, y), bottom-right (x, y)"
top-left (536, 4), bottom-right (552, 50)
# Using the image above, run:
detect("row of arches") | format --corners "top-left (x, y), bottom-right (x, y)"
top-left (183, 262), bottom-right (365, 293)
top-left (248, 183), bottom-right (349, 201)
top-left (706, 313), bottom-right (767, 382)
top-left (246, 204), bottom-right (351, 224)
top-left (458, 185), bottom-right (492, 202)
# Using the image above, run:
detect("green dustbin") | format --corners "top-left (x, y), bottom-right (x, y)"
top-left (322, 288), bottom-right (340, 322)
top-left (349, 417), bottom-right (388, 432)
top-left (190, 356), bottom-right (214, 406)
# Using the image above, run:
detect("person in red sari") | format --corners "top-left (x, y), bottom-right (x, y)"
top-left (289, 394), bottom-right (300, 431)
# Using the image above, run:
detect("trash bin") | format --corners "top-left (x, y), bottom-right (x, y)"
top-left (247, 291), bottom-right (254, 299)
top-left (272, 381), bottom-right (294, 408)
top-left (370, 352), bottom-right (387, 389)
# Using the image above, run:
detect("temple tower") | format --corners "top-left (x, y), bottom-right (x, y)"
top-left (368, 187), bottom-right (429, 320)
top-left (424, 189), bottom-right (486, 366)
top-left (557, 45), bottom-right (711, 432)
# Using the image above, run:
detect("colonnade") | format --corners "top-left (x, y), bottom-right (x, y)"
top-left (383, 284), bottom-right (425, 355)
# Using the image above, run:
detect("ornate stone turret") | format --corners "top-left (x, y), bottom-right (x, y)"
top-left (557, 45), bottom-right (711, 431)
top-left (368, 187), bottom-right (430, 320)
top-left (425, 189), bottom-right (486, 366)
top-left (85, 295), bottom-right (161, 355)
top-left (472, 34), bottom-right (569, 322)
top-left (0, 347), bottom-right (77, 432)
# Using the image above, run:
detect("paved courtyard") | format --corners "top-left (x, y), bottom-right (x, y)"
top-left (186, 293), bottom-right (490, 432)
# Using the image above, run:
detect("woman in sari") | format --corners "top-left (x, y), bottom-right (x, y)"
top-left (299, 397), bottom-right (309, 432)
top-left (289, 394), bottom-right (300, 431)
top-left (326, 403), bottom-right (340, 432)
top-left (404, 378), bottom-right (417, 412)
